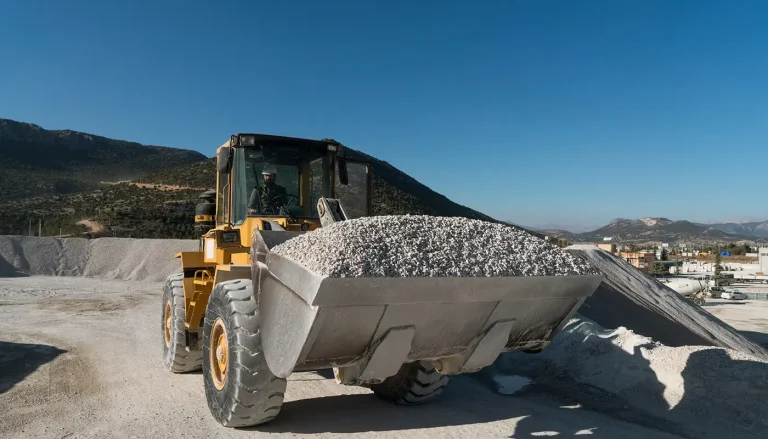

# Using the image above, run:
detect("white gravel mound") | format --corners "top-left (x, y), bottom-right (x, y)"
top-left (270, 215), bottom-right (599, 277)
top-left (566, 244), bottom-right (768, 359)
top-left (0, 236), bottom-right (198, 282)
top-left (496, 315), bottom-right (768, 439)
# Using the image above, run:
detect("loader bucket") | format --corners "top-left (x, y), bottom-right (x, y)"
top-left (253, 246), bottom-right (603, 385)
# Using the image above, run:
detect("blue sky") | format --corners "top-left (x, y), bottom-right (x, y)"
top-left (2, 1), bottom-right (768, 232)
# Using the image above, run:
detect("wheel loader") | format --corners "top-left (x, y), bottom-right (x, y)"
top-left (162, 132), bottom-right (604, 428)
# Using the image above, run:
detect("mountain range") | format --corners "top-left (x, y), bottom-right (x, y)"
top-left (4, 117), bottom-right (763, 244)
top-left (530, 217), bottom-right (768, 244)
top-left (696, 221), bottom-right (768, 238)
top-left (0, 118), bottom-right (524, 239)
top-left (0, 118), bottom-right (207, 200)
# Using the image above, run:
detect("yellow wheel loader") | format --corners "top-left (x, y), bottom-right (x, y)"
top-left (161, 133), bottom-right (603, 428)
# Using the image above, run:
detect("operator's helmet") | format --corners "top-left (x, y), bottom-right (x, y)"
top-left (262, 164), bottom-right (277, 182)
top-left (262, 164), bottom-right (277, 175)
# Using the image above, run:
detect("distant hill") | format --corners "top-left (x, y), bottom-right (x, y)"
top-left (699, 220), bottom-right (768, 238)
top-left (1, 120), bottom-right (535, 239)
top-left (0, 118), bottom-right (206, 200)
top-left (536, 229), bottom-right (581, 241)
top-left (541, 217), bottom-right (762, 244)
top-left (343, 148), bottom-right (497, 221)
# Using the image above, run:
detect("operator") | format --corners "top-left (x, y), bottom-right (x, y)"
top-left (247, 165), bottom-right (288, 215)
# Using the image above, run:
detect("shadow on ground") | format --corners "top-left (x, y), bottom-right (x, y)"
top-left (740, 331), bottom-right (768, 348)
top-left (313, 368), bottom-right (335, 379)
top-left (255, 375), bottom-right (644, 437)
top-left (0, 255), bottom-right (27, 278)
top-left (0, 341), bottom-right (66, 393)
top-left (494, 320), bottom-right (768, 439)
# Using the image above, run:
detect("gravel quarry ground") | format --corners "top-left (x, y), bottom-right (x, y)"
top-left (1, 276), bottom-right (686, 439)
top-left (0, 235), bottom-right (198, 281)
top-left (2, 235), bottom-right (767, 438)
top-left (703, 299), bottom-right (768, 348)
top-left (494, 315), bottom-right (768, 439)
top-left (565, 245), bottom-right (768, 358)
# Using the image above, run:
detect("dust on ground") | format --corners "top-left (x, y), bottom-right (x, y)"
top-left (0, 277), bottom-right (688, 439)
top-left (76, 219), bottom-right (104, 235)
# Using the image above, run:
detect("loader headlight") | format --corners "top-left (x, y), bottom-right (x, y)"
top-left (220, 230), bottom-right (239, 244)
top-left (327, 144), bottom-right (338, 152)
top-left (214, 229), bottom-right (241, 249)
top-left (239, 135), bottom-right (257, 146)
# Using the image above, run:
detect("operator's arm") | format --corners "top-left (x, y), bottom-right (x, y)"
top-left (247, 187), bottom-right (261, 214)
top-left (277, 185), bottom-right (288, 204)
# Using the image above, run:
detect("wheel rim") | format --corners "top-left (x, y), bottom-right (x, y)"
top-left (164, 300), bottom-right (172, 348)
top-left (210, 318), bottom-right (228, 390)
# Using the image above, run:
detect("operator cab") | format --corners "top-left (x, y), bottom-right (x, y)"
top-left (215, 133), bottom-right (371, 232)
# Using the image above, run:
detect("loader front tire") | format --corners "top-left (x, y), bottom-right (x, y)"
top-left (370, 360), bottom-right (450, 405)
top-left (161, 273), bottom-right (202, 373)
top-left (202, 279), bottom-right (287, 428)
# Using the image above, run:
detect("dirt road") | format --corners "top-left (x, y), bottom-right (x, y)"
top-left (0, 276), bottom-right (686, 439)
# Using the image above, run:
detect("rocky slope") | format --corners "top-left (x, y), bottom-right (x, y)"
top-left (544, 217), bottom-right (763, 244)
top-left (1, 120), bottom-right (523, 239)
top-left (0, 118), bottom-right (205, 200)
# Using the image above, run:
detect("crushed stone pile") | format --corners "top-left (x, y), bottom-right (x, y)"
top-left (270, 215), bottom-right (599, 277)
top-left (0, 235), bottom-right (198, 282)
top-left (565, 244), bottom-right (768, 360)
top-left (495, 315), bottom-right (768, 439)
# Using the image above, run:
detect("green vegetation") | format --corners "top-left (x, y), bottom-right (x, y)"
top-left (2, 121), bottom-right (526, 240)
top-left (0, 183), bottom-right (201, 238)
top-left (1, 118), bottom-right (205, 201)
top-left (652, 262), bottom-right (668, 275)
top-left (135, 158), bottom-right (216, 189)
top-left (714, 252), bottom-right (724, 286)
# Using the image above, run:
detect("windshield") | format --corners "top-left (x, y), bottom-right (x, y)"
top-left (231, 143), bottom-right (331, 224)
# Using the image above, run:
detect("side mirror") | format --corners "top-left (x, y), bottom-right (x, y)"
top-left (338, 157), bottom-right (349, 185)
top-left (217, 146), bottom-right (233, 174)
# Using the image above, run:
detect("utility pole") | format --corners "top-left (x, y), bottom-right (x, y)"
top-left (28, 218), bottom-right (32, 236)
top-left (38, 219), bottom-right (42, 237)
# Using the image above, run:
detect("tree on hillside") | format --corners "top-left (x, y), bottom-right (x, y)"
top-left (714, 251), bottom-right (723, 287)
top-left (652, 262), bottom-right (668, 275)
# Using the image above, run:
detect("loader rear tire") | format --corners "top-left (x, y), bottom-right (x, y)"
top-left (202, 279), bottom-right (287, 428)
top-left (370, 360), bottom-right (450, 405)
top-left (161, 273), bottom-right (202, 373)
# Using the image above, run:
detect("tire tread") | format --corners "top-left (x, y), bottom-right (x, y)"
top-left (203, 279), bottom-right (287, 428)
top-left (162, 273), bottom-right (202, 373)
top-left (370, 360), bottom-right (450, 405)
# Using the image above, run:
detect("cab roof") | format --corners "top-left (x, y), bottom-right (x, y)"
top-left (232, 133), bottom-right (340, 148)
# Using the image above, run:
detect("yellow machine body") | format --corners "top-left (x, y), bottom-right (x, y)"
top-left (162, 132), bottom-right (604, 430)
top-left (174, 133), bottom-right (372, 347)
